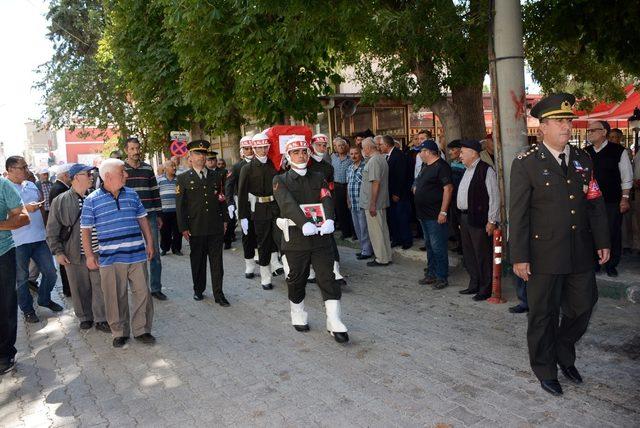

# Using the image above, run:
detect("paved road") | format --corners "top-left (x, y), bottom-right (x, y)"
top-left (1, 243), bottom-right (638, 427)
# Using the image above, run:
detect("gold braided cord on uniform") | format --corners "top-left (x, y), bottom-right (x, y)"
top-left (540, 109), bottom-right (578, 119)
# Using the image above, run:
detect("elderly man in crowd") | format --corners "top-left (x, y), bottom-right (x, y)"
top-left (81, 158), bottom-right (156, 348)
top-left (50, 163), bottom-right (74, 297)
top-left (46, 164), bottom-right (109, 332)
top-left (346, 145), bottom-right (373, 260)
top-left (413, 140), bottom-right (453, 289)
top-left (6, 156), bottom-right (63, 324)
top-left (456, 140), bottom-right (500, 301)
top-left (157, 160), bottom-right (183, 256)
top-left (35, 168), bottom-right (52, 224)
top-left (360, 137), bottom-right (392, 266)
top-left (0, 173), bottom-right (30, 375)
top-left (331, 137), bottom-right (354, 240)
top-left (124, 137), bottom-right (166, 300)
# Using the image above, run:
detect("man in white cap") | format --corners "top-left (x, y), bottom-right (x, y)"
top-left (227, 136), bottom-right (258, 278)
top-left (308, 133), bottom-right (346, 286)
top-left (238, 133), bottom-right (283, 290)
top-left (273, 135), bottom-right (349, 343)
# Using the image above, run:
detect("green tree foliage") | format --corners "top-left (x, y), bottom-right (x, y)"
top-left (36, 0), bottom-right (135, 139)
top-left (524, 0), bottom-right (640, 108)
top-left (350, 0), bottom-right (490, 141)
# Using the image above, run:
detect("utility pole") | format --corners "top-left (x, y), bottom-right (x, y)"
top-left (488, 0), bottom-right (528, 244)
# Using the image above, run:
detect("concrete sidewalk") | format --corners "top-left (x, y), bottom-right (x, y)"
top-left (1, 243), bottom-right (638, 427)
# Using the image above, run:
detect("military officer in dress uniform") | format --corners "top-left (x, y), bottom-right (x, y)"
top-left (176, 140), bottom-right (231, 306)
top-left (238, 133), bottom-right (283, 290)
top-left (273, 135), bottom-right (349, 343)
top-left (509, 93), bottom-right (610, 396)
top-left (227, 136), bottom-right (258, 278)
top-left (308, 133), bottom-right (346, 285)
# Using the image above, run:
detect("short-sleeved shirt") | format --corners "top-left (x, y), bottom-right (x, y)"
top-left (359, 153), bottom-right (390, 210)
top-left (0, 177), bottom-right (24, 256)
top-left (11, 181), bottom-right (46, 246)
top-left (124, 161), bottom-right (162, 214)
top-left (331, 153), bottom-right (353, 184)
top-left (157, 174), bottom-right (177, 212)
top-left (346, 161), bottom-right (365, 208)
top-left (414, 158), bottom-right (452, 220)
top-left (80, 186), bottom-right (148, 267)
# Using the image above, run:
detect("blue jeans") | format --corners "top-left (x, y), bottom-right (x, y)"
top-left (419, 219), bottom-right (449, 281)
top-left (515, 277), bottom-right (529, 309)
top-left (147, 213), bottom-right (163, 292)
top-left (16, 241), bottom-right (58, 314)
top-left (351, 208), bottom-right (373, 257)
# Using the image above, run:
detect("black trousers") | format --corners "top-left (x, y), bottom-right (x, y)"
top-left (603, 202), bottom-right (622, 269)
top-left (0, 248), bottom-right (17, 364)
top-left (285, 245), bottom-right (341, 304)
top-left (333, 183), bottom-right (354, 238)
top-left (189, 234), bottom-right (224, 298)
top-left (224, 216), bottom-right (237, 245)
top-left (527, 271), bottom-right (597, 380)
top-left (254, 217), bottom-right (281, 266)
top-left (387, 198), bottom-right (413, 247)
top-left (160, 212), bottom-right (182, 253)
top-left (242, 219), bottom-right (257, 260)
top-left (459, 214), bottom-right (492, 296)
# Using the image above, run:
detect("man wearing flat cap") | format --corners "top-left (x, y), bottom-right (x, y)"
top-left (509, 93), bottom-right (610, 396)
top-left (176, 140), bottom-right (230, 306)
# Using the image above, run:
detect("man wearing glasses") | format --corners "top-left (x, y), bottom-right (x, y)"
top-left (6, 156), bottom-right (63, 324)
top-left (585, 121), bottom-right (633, 277)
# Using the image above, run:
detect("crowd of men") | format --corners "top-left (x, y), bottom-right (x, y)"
top-left (1, 93), bottom-right (639, 396)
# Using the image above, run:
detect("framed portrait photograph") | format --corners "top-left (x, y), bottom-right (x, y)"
top-left (299, 203), bottom-right (326, 226)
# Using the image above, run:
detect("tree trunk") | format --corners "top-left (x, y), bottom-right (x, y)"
top-left (226, 126), bottom-right (242, 164)
top-left (190, 120), bottom-right (206, 140)
top-left (451, 83), bottom-right (486, 140)
top-left (431, 98), bottom-right (461, 148)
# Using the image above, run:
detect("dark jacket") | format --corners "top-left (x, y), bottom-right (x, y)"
top-left (225, 159), bottom-right (247, 205)
top-left (509, 144), bottom-right (610, 274)
top-left (176, 168), bottom-right (229, 236)
top-left (272, 170), bottom-right (335, 252)
top-left (308, 157), bottom-right (334, 186)
top-left (386, 147), bottom-right (409, 199)
top-left (237, 158), bottom-right (280, 221)
top-left (49, 180), bottom-right (70, 205)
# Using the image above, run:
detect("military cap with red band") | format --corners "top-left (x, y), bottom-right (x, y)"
top-left (311, 133), bottom-right (329, 143)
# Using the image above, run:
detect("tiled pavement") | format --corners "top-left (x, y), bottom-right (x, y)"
top-left (1, 243), bottom-right (638, 427)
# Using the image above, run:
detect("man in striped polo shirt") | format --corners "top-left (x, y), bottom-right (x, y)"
top-left (81, 158), bottom-right (156, 348)
top-left (157, 160), bottom-right (182, 256)
top-left (123, 137), bottom-right (166, 300)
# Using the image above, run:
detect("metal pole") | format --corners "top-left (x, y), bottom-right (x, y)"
top-left (490, 0), bottom-right (528, 238)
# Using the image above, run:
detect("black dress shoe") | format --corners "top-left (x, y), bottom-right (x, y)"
top-left (472, 294), bottom-right (491, 301)
top-left (559, 365), bottom-right (583, 384)
top-left (356, 253), bottom-right (372, 260)
top-left (245, 272), bottom-right (255, 279)
top-left (432, 280), bottom-right (449, 290)
top-left (419, 246), bottom-right (426, 251)
top-left (606, 267), bottom-right (618, 277)
top-left (24, 312), bottom-right (40, 323)
top-left (272, 268), bottom-right (284, 276)
top-left (335, 278), bottom-right (347, 286)
top-left (540, 379), bottom-right (563, 396)
top-left (418, 276), bottom-right (436, 285)
top-left (458, 288), bottom-right (477, 295)
top-left (0, 359), bottom-right (15, 375)
top-left (366, 260), bottom-right (390, 267)
top-left (134, 333), bottom-right (156, 344)
top-left (40, 301), bottom-right (63, 312)
top-left (160, 250), bottom-right (167, 256)
top-left (173, 250), bottom-right (183, 256)
top-left (331, 331), bottom-right (349, 343)
top-left (390, 242), bottom-right (400, 248)
top-left (151, 291), bottom-right (168, 301)
top-left (508, 305), bottom-right (529, 314)
top-left (193, 293), bottom-right (204, 301)
top-left (79, 321), bottom-right (93, 330)
top-left (294, 324), bottom-right (310, 332)
top-left (262, 283), bottom-right (273, 290)
top-left (224, 242), bottom-right (231, 250)
top-left (112, 337), bottom-right (129, 348)
top-left (401, 244), bottom-right (412, 250)
top-left (95, 322), bottom-right (111, 333)
top-left (215, 296), bottom-right (230, 307)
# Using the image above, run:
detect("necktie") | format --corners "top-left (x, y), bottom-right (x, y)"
top-left (558, 153), bottom-right (568, 175)
top-left (200, 170), bottom-right (205, 180)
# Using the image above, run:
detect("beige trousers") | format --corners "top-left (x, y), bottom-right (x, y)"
top-left (65, 256), bottom-right (106, 322)
top-left (99, 261), bottom-right (154, 338)
top-left (365, 209), bottom-right (393, 264)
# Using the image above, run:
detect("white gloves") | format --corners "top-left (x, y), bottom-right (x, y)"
top-left (241, 218), bottom-right (249, 235)
top-left (302, 222), bottom-right (318, 236)
top-left (228, 205), bottom-right (235, 219)
top-left (319, 219), bottom-right (335, 236)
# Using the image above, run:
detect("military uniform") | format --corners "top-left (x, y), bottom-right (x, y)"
top-left (509, 93), bottom-right (610, 389)
top-left (176, 141), bottom-right (230, 302)
top-left (227, 159), bottom-right (256, 262)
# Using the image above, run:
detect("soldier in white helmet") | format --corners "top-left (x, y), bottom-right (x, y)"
top-left (237, 133), bottom-right (283, 290)
top-left (273, 135), bottom-right (349, 343)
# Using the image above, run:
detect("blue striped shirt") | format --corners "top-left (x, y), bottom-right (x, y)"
top-left (157, 174), bottom-right (177, 212)
top-left (346, 161), bottom-right (365, 208)
top-left (80, 186), bottom-right (148, 267)
top-left (331, 153), bottom-right (353, 183)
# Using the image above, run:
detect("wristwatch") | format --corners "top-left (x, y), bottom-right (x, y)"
top-left (622, 195), bottom-right (630, 199)
top-left (439, 211), bottom-right (448, 216)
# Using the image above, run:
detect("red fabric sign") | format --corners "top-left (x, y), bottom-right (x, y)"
top-left (263, 125), bottom-right (313, 171)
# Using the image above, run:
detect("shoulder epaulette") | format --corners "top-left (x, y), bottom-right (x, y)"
top-left (516, 144), bottom-right (539, 160)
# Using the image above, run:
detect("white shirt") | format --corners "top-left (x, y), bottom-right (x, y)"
top-left (543, 142), bottom-right (571, 166)
top-left (456, 158), bottom-right (500, 223)
top-left (591, 141), bottom-right (633, 190)
top-left (192, 167), bottom-right (207, 179)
